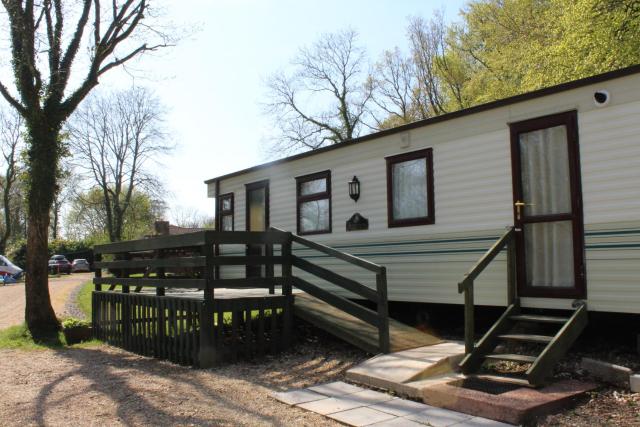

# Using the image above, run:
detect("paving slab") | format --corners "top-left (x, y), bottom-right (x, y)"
top-left (407, 406), bottom-right (473, 426)
top-left (295, 389), bottom-right (392, 415)
top-left (346, 341), bottom-right (465, 394)
top-left (347, 389), bottom-right (396, 405)
top-left (327, 407), bottom-right (397, 426)
top-left (369, 397), bottom-right (433, 416)
top-left (368, 417), bottom-right (425, 427)
top-left (631, 374), bottom-right (640, 393)
top-left (308, 381), bottom-right (363, 397)
top-left (297, 396), bottom-right (366, 415)
top-left (422, 378), bottom-right (598, 425)
top-left (282, 380), bottom-right (515, 427)
top-left (272, 389), bottom-right (327, 405)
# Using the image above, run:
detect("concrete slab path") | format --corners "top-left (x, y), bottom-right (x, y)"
top-left (273, 381), bottom-right (515, 427)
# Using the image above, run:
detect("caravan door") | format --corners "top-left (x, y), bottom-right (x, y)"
top-left (510, 111), bottom-right (586, 299)
top-left (245, 180), bottom-right (269, 278)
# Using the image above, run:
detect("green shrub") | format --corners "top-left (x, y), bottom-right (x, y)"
top-left (61, 318), bottom-right (91, 329)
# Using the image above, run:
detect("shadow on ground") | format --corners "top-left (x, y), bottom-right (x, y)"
top-left (25, 324), bottom-right (364, 426)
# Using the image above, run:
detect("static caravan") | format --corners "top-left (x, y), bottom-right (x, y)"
top-left (205, 65), bottom-right (640, 317)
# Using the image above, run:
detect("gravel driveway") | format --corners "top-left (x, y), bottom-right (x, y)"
top-left (0, 273), bottom-right (92, 328)
top-left (0, 340), bottom-right (363, 426)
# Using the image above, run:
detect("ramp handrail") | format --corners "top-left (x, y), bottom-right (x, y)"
top-left (457, 227), bottom-right (517, 354)
top-left (271, 227), bottom-right (390, 353)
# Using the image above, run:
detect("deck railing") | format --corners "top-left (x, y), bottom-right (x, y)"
top-left (457, 227), bottom-right (517, 354)
top-left (281, 229), bottom-right (390, 354)
top-left (93, 230), bottom-right (294, 367)
top-left (92, 228), bottom-right (390, 366)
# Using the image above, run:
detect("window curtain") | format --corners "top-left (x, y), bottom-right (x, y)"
top-left (392, 159), bottom-right (428, 219)
top-left (519, 125), bottom-right (574, 288)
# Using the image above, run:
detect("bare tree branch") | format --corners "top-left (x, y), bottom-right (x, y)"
top-left (263, 29), bottom-right (372, 155)
top-left (67, 86), bottom-right (172, 242)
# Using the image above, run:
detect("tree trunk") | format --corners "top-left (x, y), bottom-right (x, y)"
top-left (0, 180), bottom-right (11, 254)
top-left (51, 199), bottom-right (59, 239)
top-left (24, 123), bottom-right (60, 337)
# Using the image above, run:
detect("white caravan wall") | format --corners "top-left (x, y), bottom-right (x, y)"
top-left (212, 73), bottom-right (640, 314)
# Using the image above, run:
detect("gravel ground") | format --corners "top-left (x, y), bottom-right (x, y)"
top-left (63, 280), bottom-right (88, 319)
top-left (0, 326), bottom-right (366, 426)
top-left (538, 388), bottom-right (640, 426)
top-left (0, 273), bottom-right (92, 328)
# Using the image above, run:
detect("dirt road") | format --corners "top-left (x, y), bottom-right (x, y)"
top-left (0, 273), bottom-right (92, 329)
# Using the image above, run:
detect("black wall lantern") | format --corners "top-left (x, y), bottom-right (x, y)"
top-left (348, 176), bottom-right (360, 202)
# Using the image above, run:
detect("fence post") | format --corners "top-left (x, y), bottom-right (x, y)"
top-left (199, 239), bottom-right (216, 367)
top-left (265, 242), bottom-right (275, 294)
top-left (376, 267), bottom-right (390, 353)
top-left (281, 237), bottom-right (293, 348)
top-left (93, 253), bottom-right (102, 339)
top-left (94, 253), bottom-right (102, 291)
top-left (156, 249), bottom-right (165, 297)
top-left (507, 236), bottom-right (516, 306)
top-left (464, 281), bottom-right (475, 354)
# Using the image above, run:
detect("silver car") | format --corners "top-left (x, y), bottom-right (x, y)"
top-left (71, 258), bottom-right (91, 273)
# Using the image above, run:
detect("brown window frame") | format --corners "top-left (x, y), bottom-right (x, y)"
top-left (296, 170), bottom-right (332, 235)
top-left (386, 148), bottom-right (435, 228)
top-left (218, 192), bottom-right (234, 231)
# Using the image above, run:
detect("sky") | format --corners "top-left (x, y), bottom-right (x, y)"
top-left (86, 0), bottom-right (468, 223)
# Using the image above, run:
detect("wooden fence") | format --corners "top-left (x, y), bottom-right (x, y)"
top-left (92, 292), bottom-right (290, 366)
top-left (92, 229), bottom-right (388, 367)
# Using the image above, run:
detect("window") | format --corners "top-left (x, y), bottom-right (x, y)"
top-left (218, 193), bottom-right (234, 231)
top-left (296, 170), bottom-right (331, 235)
top-left (386, 148), bottom-right (435, 227)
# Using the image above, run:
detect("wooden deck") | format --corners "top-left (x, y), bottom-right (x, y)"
top-left (294, 293), bottom-right (442, 354)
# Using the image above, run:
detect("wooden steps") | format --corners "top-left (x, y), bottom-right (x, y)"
top-left (498, 334), bottom-right (554, 344)
top-left (294, 293), bottom-right (441, 353)
top-left (460, 302), bottom-right (588, 387)
top-left (485, 354), bottom-right (537, 363)
top-left (509, 314), bottom-right (568, 324)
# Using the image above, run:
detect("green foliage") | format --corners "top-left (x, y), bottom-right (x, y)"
top-left (374, 0), bottom-right (640, 128)
top-left (453, 0), bottom-right (640, 104)
top-left (6, 238), bottom-right (26, 267)
top-left (6, 237), bottom-right (93, 268)
top-left (61, 317), bottom-right (90, 329)
top-left (65, 187), bottom-right (164, 242)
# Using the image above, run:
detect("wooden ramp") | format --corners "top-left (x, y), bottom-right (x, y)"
top-left (294, 293), bottom-right (442, 353)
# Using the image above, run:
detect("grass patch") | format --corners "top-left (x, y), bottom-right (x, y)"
top-left (0, 324), bottom-right (66, 350)
top-left (77, 280), bottom-right (94, 318)
top-left (0, 323), bottom-right (102, 350)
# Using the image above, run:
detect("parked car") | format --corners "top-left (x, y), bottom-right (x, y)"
top-left (0, 255), bottom-right (23, 280)
top-left (71, 258), bottom-right (91, 273)
top-left (49, 254), bottom-right (72, 274)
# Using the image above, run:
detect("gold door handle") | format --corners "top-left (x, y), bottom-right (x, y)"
top-left (514, 201), bottom-right (534, 220)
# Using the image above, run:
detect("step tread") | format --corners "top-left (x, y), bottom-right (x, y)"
top-left (484, 353), bottom-right (537, 363)
top-left (510, 314), bottom-right (569, 324)
top-left (466, 374), bottom-right (532, 387)
top-left (498, 334), bottom-right (554, 343)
